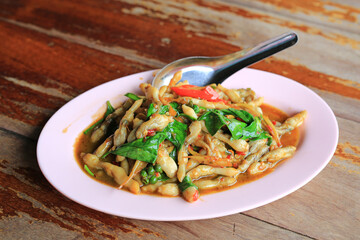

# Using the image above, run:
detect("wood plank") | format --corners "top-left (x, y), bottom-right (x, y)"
top-left (226, 0), bottom-right (360, 32)
top-left (0, 0), bottom-right (359, 100)
top-left (0, 20), bottom-right (151, 138)
top-left (312, 88), bottom-right (360, 123)
top-left (249, 0), bottom-right (360, 27)
top-left (0, 129), bottom-right (311, 239)
top-left (0, 15), bottom-right (357, 143)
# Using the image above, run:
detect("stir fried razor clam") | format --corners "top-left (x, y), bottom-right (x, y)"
top-left (76, 72), bottom-right (307, 203)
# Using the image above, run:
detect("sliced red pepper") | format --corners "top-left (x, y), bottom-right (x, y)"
top-left (155, 172), bottom-right (160, 177)
top-left (146, 129), bottom-right (156, 136)
top-left (192, 189), bottom-right (199, 202)
top-left (171, 85), bottom-right (227, 103)
top-left (236, 151), bottom-right (246, 155)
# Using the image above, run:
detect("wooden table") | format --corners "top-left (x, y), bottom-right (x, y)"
top-left (1, 0), bottom-right (359, 239)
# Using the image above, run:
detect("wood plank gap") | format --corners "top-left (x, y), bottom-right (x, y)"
top-left (0, 18), bottom-right (165, 69)
top-left (240, 212), bottom-right (316, 239)
top-left (3, 76), bottom-right (73, 102)
top-left (0, 127), bottom-right (36, 143)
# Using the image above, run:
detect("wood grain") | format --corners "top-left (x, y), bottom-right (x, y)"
top-left (0, 0), bottom-right (359, 239)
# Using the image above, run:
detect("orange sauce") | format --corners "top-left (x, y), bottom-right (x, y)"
top-left (74, 103), bottom-right (300, 195)
top-left (74, 130), bottom-right (118, 187)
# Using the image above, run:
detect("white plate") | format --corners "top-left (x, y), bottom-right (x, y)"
top-left (37, 68), bottom-right (338, 221)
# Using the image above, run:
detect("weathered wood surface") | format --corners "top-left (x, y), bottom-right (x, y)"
top-left (0, 0), bottom-right (359, 239)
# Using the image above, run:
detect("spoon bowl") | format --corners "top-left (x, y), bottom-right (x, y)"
top-left (152, 32), bottom-right (298, 88)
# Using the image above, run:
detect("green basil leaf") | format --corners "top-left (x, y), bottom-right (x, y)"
top-left (179, 113), bottom-right (197, 121)
top-left (226, 118), bottom-right (247, 139)
top-left (83, 119), bottom-right (103, 135)
top-left (241, 118), bottom-right (259, 139)
top-left (198, 110), bottom-right (227, 136)
top-left (240, 117), bottom-right (267, 140)
top-left (169, 102), bottom-right (181, 116)
top-left (125, 93), bottom-right (141, 101)
top-left (220, 108), bottom-right (253, 123)
top-left (188, 101), bottom-right (200, 113)
top-left (84, 101), bottom-right (115, 135)
top-left (109, 133), bottom-right (166, 163)
top-left (109, 120), bottom-right (187, 163)
top-left (169, 147), bottom-right (177, 163)
top-left (178, 176), bottom-right (198, 192)
top-left (159, 105), bottom-right (169, 115)
top-left (192, 104), bottom-right (200, 113)
top-left (266, 136), bottom-right (273, 146)
top-left (162, 120), bottom-right (188, 149)
top-left (251, 132), bottom-right (273, 143)
top-left (147, 103), bottom-right (157, 118)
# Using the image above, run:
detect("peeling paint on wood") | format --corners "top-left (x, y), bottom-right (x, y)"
top-left (256, 0), bottom-right (360, 23)
top-left (335, 142), bottom-right (360, 165)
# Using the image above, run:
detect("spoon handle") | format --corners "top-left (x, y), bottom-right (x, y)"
top-left (211, 32), bottom-right (298, 84)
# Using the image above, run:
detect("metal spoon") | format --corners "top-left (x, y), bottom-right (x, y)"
top-left (152, 32), bottom-right (297, 88)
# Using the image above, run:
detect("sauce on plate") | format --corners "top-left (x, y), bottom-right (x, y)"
top-left (74, 103), bottom-right (300, 195)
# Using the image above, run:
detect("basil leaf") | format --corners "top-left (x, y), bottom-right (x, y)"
top-left (83, 119), bottom-right (102, 135)
top-left (178, 176), bottom-right (198, 192)
top-left (226, 118), bottom-right (247, 139)
top-left (84, 101), bottom-right (115, 135)
top-left (198, 110), bottom-right (227, 136)
top-left (125, 93), bottom-right (141, 101)
top-left (169, 147), bottom-right (178, 163)
top-left (251, 132), bottom-right (273, 142)
top-left (241, 117), bottom-right (259, 139)
top-left (220, 109), bottom-right (253, 123)
top-left (147, 103), bottom-right (157, 118)
top-left (109, 133), bottom-right (166, 163)
top-left (169, 102), bottom-right (181, 116)
top-left (159, 105), bottom-right (169, 115)
top-left (162, 120), bottom-right (188, 149)
top-left (198, 108), bottom-right (268, 141)
top-left (188, 100), bottom-right (200, 113)
top-left (240, 117), bottom-right (267, 141)
top-left (147, 104), bottom-right (173, 117)
top-left (192, 105), bottom-right (200, 113)
top-left (179, 113), bottom-right (197, 121)
top-left (109, 120), bottom-right (187, 163)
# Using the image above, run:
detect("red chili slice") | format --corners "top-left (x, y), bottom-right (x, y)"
top-left (171, 85), bottom-right (227, 103)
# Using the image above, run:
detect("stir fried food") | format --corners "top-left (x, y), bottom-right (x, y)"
top-left (76, 72), bottom-right (307, 203)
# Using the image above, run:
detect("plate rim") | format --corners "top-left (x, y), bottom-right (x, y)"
top-left (36, 68), bottom-right (339, 221)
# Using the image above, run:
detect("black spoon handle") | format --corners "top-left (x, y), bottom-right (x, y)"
top-left (211, 32), bottom-right (298, 84)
